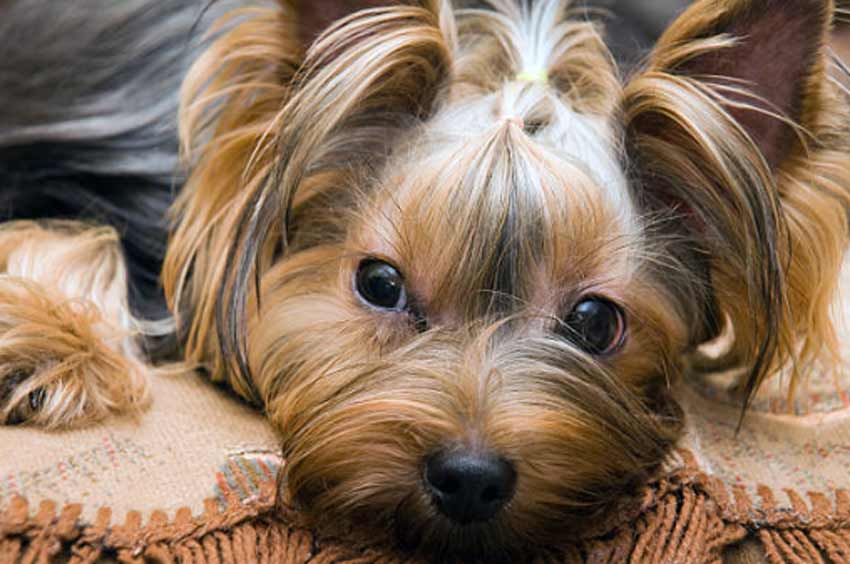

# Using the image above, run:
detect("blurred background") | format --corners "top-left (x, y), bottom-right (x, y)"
top-left (583, 0), bottom-right (850, 70)
top-left (585, 0), bottom-right (692, 67)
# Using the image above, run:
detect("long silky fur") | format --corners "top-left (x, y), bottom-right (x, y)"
top-left (623, 0), bottom-right (850, 407)
top-left (0, 221), bottom-right (150, 428)
top-left (162, 1), bottom-right (850, 556)
top-left (1, 0), bottom-right (848, 558)
top-left (0, 0), bottom-right (242, 426)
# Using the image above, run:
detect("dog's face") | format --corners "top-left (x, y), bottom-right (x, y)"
top-left (249, 92), bottom-right (689, 552)
top-left (165, 0), bottom-right (850, 557)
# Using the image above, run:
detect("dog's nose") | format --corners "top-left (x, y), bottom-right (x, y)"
top-left (424, 450), bottom-right (516, 524)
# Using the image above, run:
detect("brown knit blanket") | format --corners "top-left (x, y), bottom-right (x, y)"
top-left (2, 354), bottom-right (850, 564)
top-left (3, 453), bottom-right (841, 564)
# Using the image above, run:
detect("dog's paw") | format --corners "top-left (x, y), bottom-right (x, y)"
top-left (0, 280), bottom-right (149, 427)
top-left (0, 221), bottom-right (150, 429)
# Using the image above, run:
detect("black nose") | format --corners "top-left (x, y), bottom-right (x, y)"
top-left (424, 450), bottom-right (516, 524)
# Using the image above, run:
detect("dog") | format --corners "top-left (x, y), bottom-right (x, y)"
top-left (1, 0), bottom-right (848, 558)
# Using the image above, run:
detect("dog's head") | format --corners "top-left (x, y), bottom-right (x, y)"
top-left (165, 0), bottom-right (850, 557)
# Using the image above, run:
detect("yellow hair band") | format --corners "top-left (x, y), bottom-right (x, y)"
top-left (515, 69), bottom-right (548, 84)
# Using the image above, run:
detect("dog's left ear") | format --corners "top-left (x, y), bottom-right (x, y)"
top-left (623, 0), bottom-right (850, 403)
top-left (166, 0), bottom-right (454, 400)
top-left (292, 0), bottom-right (404, 47)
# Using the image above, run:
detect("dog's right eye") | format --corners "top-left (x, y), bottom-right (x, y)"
top-left (355, 259), bottom-right (407, 311)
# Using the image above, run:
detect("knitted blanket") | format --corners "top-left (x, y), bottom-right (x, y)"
top-left (1, 348), bottom-right (849, 563)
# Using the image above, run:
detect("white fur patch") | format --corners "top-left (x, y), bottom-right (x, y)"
top-left (423, 87), bottom-right (637, 235)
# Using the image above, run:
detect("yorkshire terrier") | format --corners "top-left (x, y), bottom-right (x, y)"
top-left (1, 0), bottom-right (849, 559)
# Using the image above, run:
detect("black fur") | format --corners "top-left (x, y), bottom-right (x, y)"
top-left (0, 0), bottom-right (229, 323)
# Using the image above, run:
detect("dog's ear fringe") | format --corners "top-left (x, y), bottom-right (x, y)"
top-left (163, 3), bottom-right (299, 402)
top-left (281, 0), bottom-right (452, 48)
top-left (624, 0), bottom-right (850, 408)
top-left (164, 2), bottom-right (453, 400)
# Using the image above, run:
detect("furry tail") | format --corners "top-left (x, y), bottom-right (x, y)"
top-left (0, 222), bottom-right (151, 428)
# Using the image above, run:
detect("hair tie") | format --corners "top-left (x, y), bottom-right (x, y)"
top-left (515, 69), bottom-right (548, 84)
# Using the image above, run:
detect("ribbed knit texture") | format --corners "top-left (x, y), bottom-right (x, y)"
top-left (3, 451), bottom-right (849, 564)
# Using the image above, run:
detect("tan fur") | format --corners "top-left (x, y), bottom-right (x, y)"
top-left (164, 3), bottom-right (302, 401)
top-left (0, 221), bottom-right (149, 428)
top-left (624, 0), bottom-right (850, 404)
top-left (158, 0), bottom-right (850, 556)
top-left (4, 0), bottom-right (847, 559)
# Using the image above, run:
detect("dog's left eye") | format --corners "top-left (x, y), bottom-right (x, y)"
top-left (355, 259), bottom-right (407, 311)
top-left (560, 297), bottom-right (626, 356)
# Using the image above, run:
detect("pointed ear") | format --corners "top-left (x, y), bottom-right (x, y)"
top-left (167, 1), bottom-right (454, 395)
top-left (647, 0), bottom-right (833, 169)
top-left (623, 0), bottom-right (850, 405)
top-left (225, 1), bottom-right (451, 384)
top-left (292, 0), bottom-right (406, 47)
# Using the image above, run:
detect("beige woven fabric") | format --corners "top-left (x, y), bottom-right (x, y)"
top-left (678, 374), bottom-right (850, 507)
top-left (675, 254), bottom-right (850, 508)
top-left (0, 370), bottom-right (280, 523)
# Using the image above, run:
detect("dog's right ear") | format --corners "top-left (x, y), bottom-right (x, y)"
top-left (164, 0), bottom-right (454, 400)
top-left (622, 0), bottom-right (850, 406)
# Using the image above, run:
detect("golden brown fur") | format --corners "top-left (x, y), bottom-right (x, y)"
top-left (0, 221), bottom-right (149, 428)
top-left (157, 0), bottom-right (850, 557)
top-left (2, 0), bottom-right (849, 559)
top-left (625, 0), bottom-right (850, 405)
